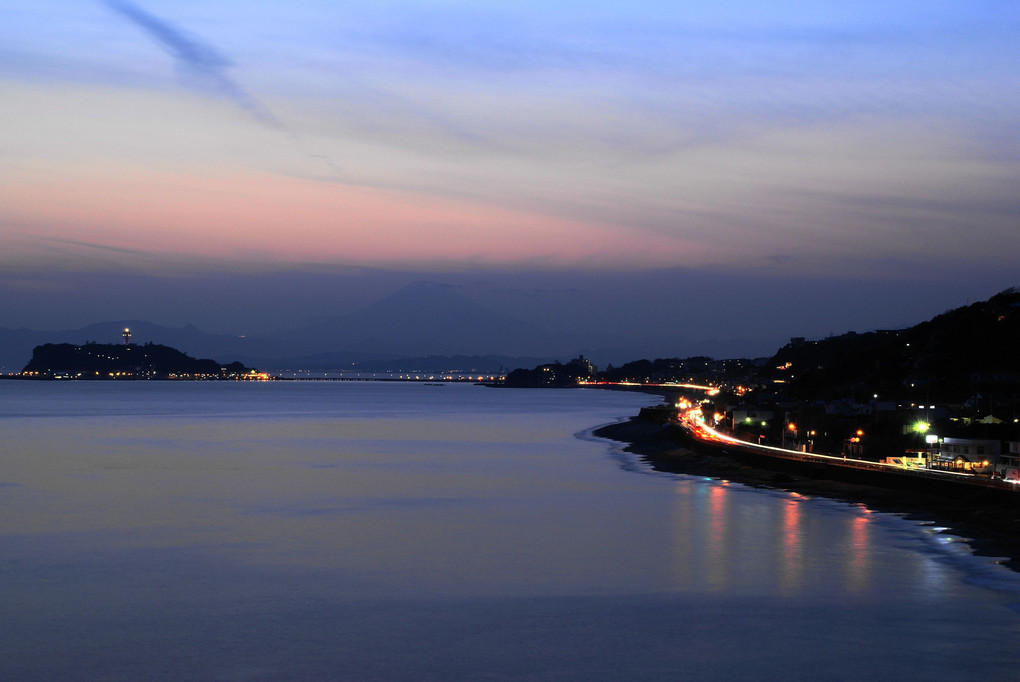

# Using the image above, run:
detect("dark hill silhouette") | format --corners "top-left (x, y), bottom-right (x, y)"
top-left (0, 321), bottom-right (250, 372)
top-left (20, 342), bottom-right (254, 379)
top-left (770, 287), bottom-right (1020, 400)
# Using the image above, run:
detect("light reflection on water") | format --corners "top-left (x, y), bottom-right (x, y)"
top-left (669, 480), bottom-right (891, 597)
top-left (1, 381), bottom-right (1019, 680)
top-left (848, 513), bottom-right (872, 592)
top-left (782, 496), bottom-right (803, 594)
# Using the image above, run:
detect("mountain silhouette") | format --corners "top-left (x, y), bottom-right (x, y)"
top-left (258, 282), bottom-right (567, 358)
top-left (0, 283), bottom-right (582, 370)
top-left (0, 280), bottom-right (784, 372)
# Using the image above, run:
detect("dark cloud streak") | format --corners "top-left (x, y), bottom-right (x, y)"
top-left (102, 1), bottom-right (359, 179)
top-left (104, 0), bottom-right (281, 127)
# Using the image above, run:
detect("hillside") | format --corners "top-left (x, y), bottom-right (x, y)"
top-left (769, 288), bottom-right (1020, 401)
top-left (19, 343), bottom-right (256, 380)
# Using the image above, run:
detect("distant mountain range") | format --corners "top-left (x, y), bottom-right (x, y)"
top-left (0, 282), bottom-right (766, 372)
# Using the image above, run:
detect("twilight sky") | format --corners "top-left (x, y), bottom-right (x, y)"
top-left (1, 1), bottom-right (1017, 356)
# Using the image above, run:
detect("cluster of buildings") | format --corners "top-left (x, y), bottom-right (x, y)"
top-left (717, 377), bottom-right (1020, 483)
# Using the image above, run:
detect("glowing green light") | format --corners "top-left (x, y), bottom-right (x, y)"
top-left (913, 421), bottom-right (930, 433)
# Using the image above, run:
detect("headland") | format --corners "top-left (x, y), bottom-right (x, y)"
top-left (12, 341), bottom-right (267, 380)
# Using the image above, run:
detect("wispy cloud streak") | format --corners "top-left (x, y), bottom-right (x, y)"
top-left (104, 0), bottom-right (280, 126)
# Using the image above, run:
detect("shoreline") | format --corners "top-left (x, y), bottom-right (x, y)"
top-left (594, 415), bottom-right (1020, 573)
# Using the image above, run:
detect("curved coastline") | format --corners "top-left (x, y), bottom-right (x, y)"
top-left (594, 415), bottom-right (1020, 573)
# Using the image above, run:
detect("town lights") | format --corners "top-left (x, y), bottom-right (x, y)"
top-left (913, 421), bottom-right (930, 433)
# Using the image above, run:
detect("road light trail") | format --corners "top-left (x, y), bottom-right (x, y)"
top-left (676, 401), bottom-right (978, 480)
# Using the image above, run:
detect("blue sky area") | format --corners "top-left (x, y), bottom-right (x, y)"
top-left (1, 1), bottom-right (1017, 354)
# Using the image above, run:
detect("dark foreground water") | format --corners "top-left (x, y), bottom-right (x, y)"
top-left (1, 381), bottom-right (1018, 680)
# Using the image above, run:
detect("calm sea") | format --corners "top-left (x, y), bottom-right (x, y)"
top-left (1, 381), bottom-right (1018, 680)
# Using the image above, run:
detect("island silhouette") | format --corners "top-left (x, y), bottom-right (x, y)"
top-left (19, 341), bottom-right (262, 380)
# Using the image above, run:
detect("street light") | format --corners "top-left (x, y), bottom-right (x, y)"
top-left (925, 434), bottom-right (939, 469)
top-left (845, 429), bottom-right (864, 460)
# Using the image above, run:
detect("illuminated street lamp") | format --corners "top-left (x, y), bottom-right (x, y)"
top-left (783, 422), bottom-right (796, 449)
top-left (844, 429), bottom-right (864, 460)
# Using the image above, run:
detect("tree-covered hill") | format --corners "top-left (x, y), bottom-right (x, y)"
top-left (20, 342), bottom-right (255, 379)
top-left (770, 288), bottom-right (1020, 401)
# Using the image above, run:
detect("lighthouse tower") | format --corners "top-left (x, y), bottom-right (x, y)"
top-left (122, 328), bottom-right (131, 346)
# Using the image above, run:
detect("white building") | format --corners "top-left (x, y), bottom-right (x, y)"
top-left (934, 437), bottom-right (1001, 475)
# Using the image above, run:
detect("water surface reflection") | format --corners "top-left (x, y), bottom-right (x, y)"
top-left (1, 382), bottom-right (1018, 680)
top-left (668, 478), bottom-right (912, 599)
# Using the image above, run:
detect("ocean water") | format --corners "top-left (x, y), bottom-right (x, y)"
top-left (1, 381), bottom-right (1018, 681)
